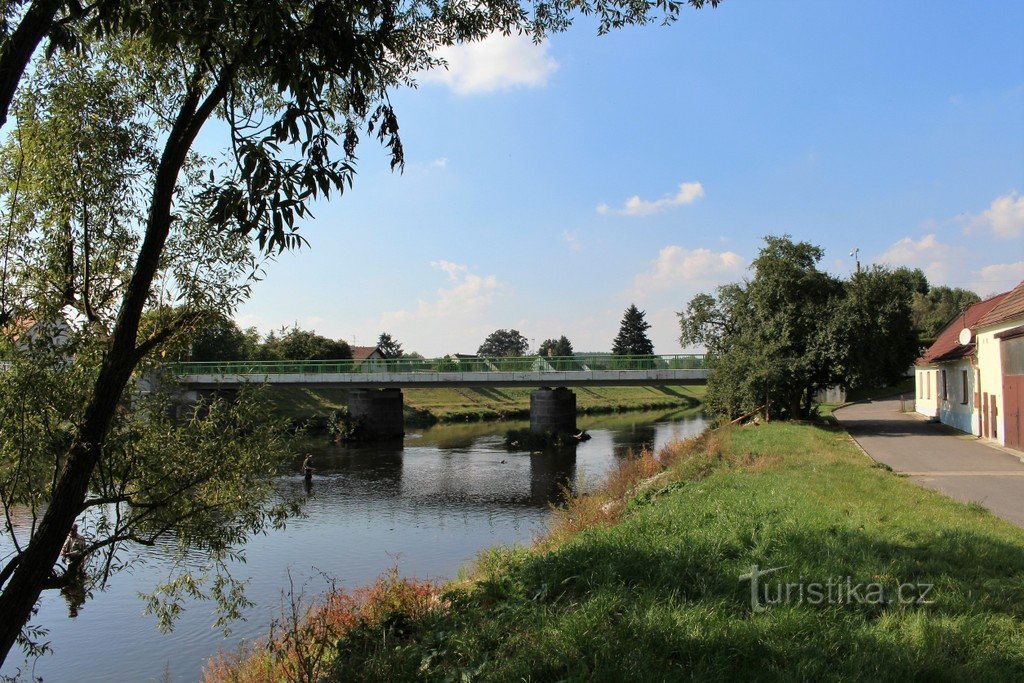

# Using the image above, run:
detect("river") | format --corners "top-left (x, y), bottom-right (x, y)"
top-left (1, 409), bottom-right (707, 682)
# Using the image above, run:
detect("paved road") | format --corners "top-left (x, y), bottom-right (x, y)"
top-left (835, 398), bottom-right (1024, 527)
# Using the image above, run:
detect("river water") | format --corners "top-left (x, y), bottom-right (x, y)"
top-left (1, 410), bottom-right (706, 682)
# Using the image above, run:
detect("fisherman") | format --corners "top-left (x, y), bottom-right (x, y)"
top-left (302, 453), bottom-right (315, 481)
top-left (61, 523), bottom-right (87, 560)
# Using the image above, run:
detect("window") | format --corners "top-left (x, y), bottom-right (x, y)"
top-left (941, 369), bottom-right (948, 401)
top-left (961, 369), bottom-right (969, 404)
top-left (926, 372), bottom-right (930, 399)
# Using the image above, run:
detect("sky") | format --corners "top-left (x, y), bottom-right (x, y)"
top-left (233, 0), bottom-right (1024, 356)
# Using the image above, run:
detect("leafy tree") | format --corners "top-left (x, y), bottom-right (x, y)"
top-left (377, 332), bottom-right (403, 359)
top-left (680, 236), bottom-right (919, 420)
top-left (539, 335), bottom-right (574, 357)
top-left (187, 311), bottom-right (260, 362)
top-left (911, 286), bottom-right (982, 341)
top-left (0, 0), bottom-right (722, 664)
top-left (612, 304), bottom-right (654, 356)
top-left (834, 266), bottom-right (919, 390)
top-left (478, 329), bottom-right (529, 357)
top-left (260, 327), bottom-right (351, 361)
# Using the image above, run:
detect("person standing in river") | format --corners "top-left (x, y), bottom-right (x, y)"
top-left (302, 453), bottom-right (315, 481)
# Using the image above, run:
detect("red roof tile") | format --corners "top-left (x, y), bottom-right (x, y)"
top-left (976, 280), bottom-right (1024, 329)
top-left (917, 291), bottom-right (1010, 365)
top-left (350, 345), bottom-right (380, 361)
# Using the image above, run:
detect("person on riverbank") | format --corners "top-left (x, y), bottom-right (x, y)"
top-left (61, 523), bottom-right (87, 560)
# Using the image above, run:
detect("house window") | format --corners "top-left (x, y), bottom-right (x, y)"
top-left (961, 369), bottom-right (969, 404)
top-left (926, 372), bottom-right (930, 399)
top-left (941, 369), bottom-right (948, 401)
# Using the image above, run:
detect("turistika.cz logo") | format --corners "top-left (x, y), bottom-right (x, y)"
top-left (738, 565), bottom-right (935, 613)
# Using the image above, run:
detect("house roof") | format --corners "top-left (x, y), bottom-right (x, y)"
top-left (917, 291), bottom-right (1011, 365)
top-left (350, 345), bottom-right (381, 361)
top-left (976, 279), bottom-right (1024, 329)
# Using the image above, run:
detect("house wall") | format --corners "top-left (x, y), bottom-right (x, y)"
top-left (936, 360), bottom-right (975, 434)
top-left (977, 317), bottom-right (1024, 446)
top-left (915, 366), bottom-right (938, 418)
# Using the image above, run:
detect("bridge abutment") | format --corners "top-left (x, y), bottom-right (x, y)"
top-left (348, 388), bottom-right (404, 439)
top-left (530, 387), bottom-right (576, 434)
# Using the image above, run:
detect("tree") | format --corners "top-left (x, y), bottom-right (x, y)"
top-left (539, 335), bottom-right (573, 357)
top-left (911, 285), bottom-right (982, 341)
top-left (478, 329), bottom-right (529, 357)
top-left (187, 311), bottom-right (260, 362)
top-left (0, 0), bottom-right (722, 664)
top-left (612, 304), bottom-right (654, 356)
top-left (680, 236), bottom-right (919, 420)
top-left (260, 327), bottom-right (351, 361)
top-left (377, 332), bottom-right (403, 359)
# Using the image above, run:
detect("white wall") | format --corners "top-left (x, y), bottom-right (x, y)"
top-left (976, 318), bottom-right (1022, 446)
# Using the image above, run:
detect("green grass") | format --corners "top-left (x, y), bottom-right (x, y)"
top-left (322, 421), bottom-right (1024, 681)
top-left (265, 385), bottom-right (706, 423)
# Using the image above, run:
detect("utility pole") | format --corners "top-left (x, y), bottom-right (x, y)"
top-left (849, 247), bottom-right (860, 276)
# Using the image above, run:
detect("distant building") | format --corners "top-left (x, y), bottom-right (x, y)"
top-left (350, 345), bottom-right (384, 362)
top-left (915, 280), bottom-right (1023, 452)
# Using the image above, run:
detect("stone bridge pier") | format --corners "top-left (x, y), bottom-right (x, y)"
top-left (530, 387), bottom-right (577, 434)
top-left (348, 388), bottom-right (405, 439)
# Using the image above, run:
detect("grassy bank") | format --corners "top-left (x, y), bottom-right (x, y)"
top-left (207, 420), bottom-right (1024, 681)
top-left (266, 385), bottom-right (706, 424)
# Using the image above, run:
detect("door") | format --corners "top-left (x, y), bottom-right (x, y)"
top-left (1004, 376), bottom-right (1023, 451)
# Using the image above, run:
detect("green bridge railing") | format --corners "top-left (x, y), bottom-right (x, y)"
top-left (169, 354), bottom-right (707, 376)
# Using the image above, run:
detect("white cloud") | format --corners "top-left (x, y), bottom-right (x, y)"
top-left (631, 246), bottom-right (745, 298)
top-left (421, 33), bottom-right (558, 95)
top-left (431, 157), bottom-right (448, 168)
top-left (562, 230), bottom-right (582, 252)
top-left (877, 234), bottom-right (956, 283)
top-left (598, 181), bottom-right (705, 217)
top-left (966, 191), bottom-right (1024, 238)
top-left (378, 261), bottom-right (506, 354)
top-left (972, 261), bottom-right (1024, 294)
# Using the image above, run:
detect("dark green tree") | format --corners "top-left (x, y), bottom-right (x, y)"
top-left (680, 236), bottom-right (920, 420)
top-left (377, 332), bottom-right (403, 359)
top-left (187, 311), bottom-right (260, 361)
top-left (478, 329), bottom-right (529, 357)
top-left (835, 266), bottom-right (920, 390)
top-left (260, 327), bottom-right (351, 361)
top-left (538, 335), bottom-right (574, 357)
top-left (911, 285), bottom-right (982, 341)
top-left (612, 304), bottom-right (654, 356)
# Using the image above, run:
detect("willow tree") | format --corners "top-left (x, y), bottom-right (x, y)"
top-left (0, 0), bottom-right (722, 665)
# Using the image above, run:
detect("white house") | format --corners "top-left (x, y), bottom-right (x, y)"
top-left (973, 280), bottom-right (1024, 451)
top-left (914, 290), bottom-right (1010, 437)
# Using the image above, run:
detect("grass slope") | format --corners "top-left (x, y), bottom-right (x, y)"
top-left (326, 422), bottom-right (1024, 681)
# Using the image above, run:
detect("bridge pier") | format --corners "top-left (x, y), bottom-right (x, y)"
top-left (348, 388), bottom-right (404, 439)
top-left (530, 387), bottom-right (576, 434)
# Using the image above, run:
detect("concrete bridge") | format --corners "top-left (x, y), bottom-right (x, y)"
top-left (169, 354), bottom-right (708, 438)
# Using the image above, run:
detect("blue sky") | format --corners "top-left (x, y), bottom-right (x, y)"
top-left (234, 0), bottom-right (1024, 356)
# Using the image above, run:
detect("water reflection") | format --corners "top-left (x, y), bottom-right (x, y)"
top-left (1, 409), bottom-right (705, 683)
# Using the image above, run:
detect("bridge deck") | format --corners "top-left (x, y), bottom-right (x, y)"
top-left (171, 354), bottom-right (708, 389)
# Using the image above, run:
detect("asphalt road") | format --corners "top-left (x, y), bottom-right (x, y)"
top-left (835, 398), bottom-right (1024, 528)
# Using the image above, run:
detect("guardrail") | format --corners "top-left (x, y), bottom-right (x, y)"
top-left (168, 354), bottom-right (707, 376)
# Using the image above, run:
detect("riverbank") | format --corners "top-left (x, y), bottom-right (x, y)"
top-left (267, 384), bottom-right (706, 426)
top-left (205, 419), bottom-right (1024, 681)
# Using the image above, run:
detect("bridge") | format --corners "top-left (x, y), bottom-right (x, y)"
top-left (168, 354), bottom-right (708, 438)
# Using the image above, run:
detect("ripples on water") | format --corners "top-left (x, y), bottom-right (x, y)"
top-left (0, 410), bottom-right (705, 682)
